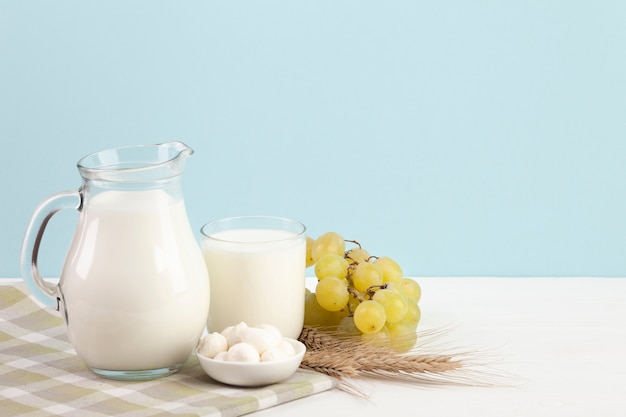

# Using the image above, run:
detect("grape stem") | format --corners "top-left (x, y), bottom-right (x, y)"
top-left (365, 283), bottom-right (387, 299)
top-left (347, 286), bottom-right (363, 301)
top-left (344, 241), bottom-right (362, 267)
top-left (346, 283), bottom-right (387, 303)
top-left (344, 239), bottom-right (363, 252)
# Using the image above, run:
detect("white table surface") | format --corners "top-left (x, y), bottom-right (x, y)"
top-left (6, 277), bottom-right (625, 416)
top-left (262, 277), bottom-right (626, 417)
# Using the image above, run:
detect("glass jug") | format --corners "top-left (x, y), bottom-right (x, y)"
top-left (20, 142), bottom-right (210, 380)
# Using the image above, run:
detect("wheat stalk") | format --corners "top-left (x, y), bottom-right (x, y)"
top-left (298, 326), bottom-right (506, 394)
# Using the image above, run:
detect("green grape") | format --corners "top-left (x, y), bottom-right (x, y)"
top-left (311, 232), bottom-right (345, 262)
top-left (351, 262), bottom-right (383, 293)
top-left (315, 254), bottom-right (349, 280)
top-left (400, 278), bottom-right (421, 303)
top-left (334, 306), bottom-right (350, 320)
top-left (336, 316), bottom-right (360, 337)
top-left (304, 293), bottom-right (346, 327)
top-left (344, 247), bottom-right (370, 265)
top-left (404, 299), bottom-right (421, 326)
top-left (347, 292), bottom-right (360, 313)
top-left (386, 320), bottom-right (418, 352)
top-left (305, 236), bottom-right (316, 268)
top-left (353, 300), bottom-right (386, 334)
top-left (324, 308), bottom-right (349, 328)
top-left (374, 256), bottom-right (403, 284)
top-left (383, 281), bottom-right (408, 298)
top-left (304, 292), bottom-right (333, 326)
top-left (315, 277), bottom-right (349, 312)
top-left (372, 288), bottom-right (408, 323)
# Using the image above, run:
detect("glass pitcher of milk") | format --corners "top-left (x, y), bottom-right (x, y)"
top-left (20, 142), bottom-right (210, 381)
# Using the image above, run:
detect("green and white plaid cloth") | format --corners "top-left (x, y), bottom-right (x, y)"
top-left (0, 283), bottom-right (336, 416)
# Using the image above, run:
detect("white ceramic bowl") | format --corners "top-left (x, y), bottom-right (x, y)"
top-left (195, 338), bottom-right (306, 387)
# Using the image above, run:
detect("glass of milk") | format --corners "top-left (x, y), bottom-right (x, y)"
top-left (201, 216), bottom-right (306, 339)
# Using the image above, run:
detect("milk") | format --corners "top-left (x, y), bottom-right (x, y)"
top-left (59, 189), bottom-right (210, 371)
top-left (202, 228), bottom-right (306, 339)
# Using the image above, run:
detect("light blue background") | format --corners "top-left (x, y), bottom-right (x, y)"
top-left (2, 1), bottom-right (625, 278)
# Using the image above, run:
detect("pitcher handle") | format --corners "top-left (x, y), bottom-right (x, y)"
top-left (19, 190), bottom-right (82, 309)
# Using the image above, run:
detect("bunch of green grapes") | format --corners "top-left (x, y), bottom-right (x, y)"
top-left (304, 232), bottom-right (422, 352)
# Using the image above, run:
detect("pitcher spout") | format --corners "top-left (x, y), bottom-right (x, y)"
top-left (165, 141), bottom-right (194, 159)
top-left (77, 141), bottom-right (195, 182)
top-left (161, 141), bottom-right (193, 175)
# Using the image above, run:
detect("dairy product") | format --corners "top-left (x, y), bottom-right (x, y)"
top-left (198, 322), bottom-right (297, 362)
top-left (202, 228), bottom-right (305, 339)
top-left (59, 189), bottom-right (210, 371)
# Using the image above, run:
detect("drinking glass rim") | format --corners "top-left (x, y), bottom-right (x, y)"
top-left (200, 216), bottom-right (306, 244)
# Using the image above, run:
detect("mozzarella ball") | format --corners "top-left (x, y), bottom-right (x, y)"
top-left (222, 321), bottom-right (248, 347)
top-left (213, 351), bottom-right (228, 361)
top-left (255, 323), bottom-right (282, 339)
top-left (275, 339), bottom-right (296, 357)
top-left (239, 326), bottom-right (280, 354)
top-left (261, 347), bottom-right (289, 362)
top-left (199, 332), bottom-right (228, 359)
top-left (226, 342), bottom-right (260, 363)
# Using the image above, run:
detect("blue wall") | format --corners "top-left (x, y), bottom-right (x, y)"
top-left (2, 1), bottom-right (625, 277)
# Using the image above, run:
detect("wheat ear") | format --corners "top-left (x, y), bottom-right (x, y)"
top-left (298, 326), bottom-right (506, 393)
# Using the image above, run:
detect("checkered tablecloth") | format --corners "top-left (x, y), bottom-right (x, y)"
top-left (0, 283), bottom-right (336, 416)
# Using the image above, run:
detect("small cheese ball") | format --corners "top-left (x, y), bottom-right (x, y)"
top-left (198, 332), bottom-right (228, 359)
top-left (226, 343), bottom-right (260, 363)
top-left (255, 323), bottom-right (282, 339)
top-left (213, 351), bottom-right (228, 361)
top-left (239, 327), bottom-right (280, 354)
top-left (261, 347), bottom-right (289, 362)
top-left (221, 321), bottom-right (248, 347)
top-left (275, 339), bottom-right (296, 356)
top-left (210, 322), bottom-right (297, 363)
